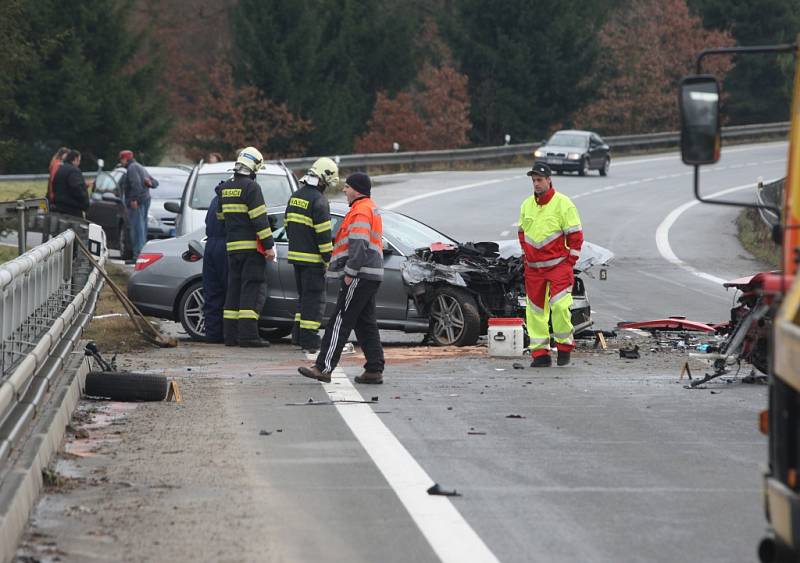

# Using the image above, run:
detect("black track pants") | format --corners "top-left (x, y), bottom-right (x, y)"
top-left (292, 265), bottom-right (325, 349)
top-left (315, 278), bottom-right (384, 374)
top-left (223, 251), bottom-right (267, 344)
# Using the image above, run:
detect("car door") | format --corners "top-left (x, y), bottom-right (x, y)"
top-left (261, 212), bottom-right (287, 324)
top-left (590, 134), bottom-right (608, 167)
top-left (87, 171), bottom-right (124, 247)
top-left (372, 239), bottom-right (408, 322)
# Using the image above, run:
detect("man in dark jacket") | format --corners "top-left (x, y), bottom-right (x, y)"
top-left (52, 150), bottom-right (90, 218)
top-left (218, 146), bottom-right (276, 347)
top-left (202, 193), bottom-right (227, 343)
top-left (285, 157), bottom-right (338, 354)
top-left (119, 150), bottom-right (158, 264)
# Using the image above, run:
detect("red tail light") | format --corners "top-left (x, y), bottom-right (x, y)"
top-left (134, 253), bottom-right (163, 271)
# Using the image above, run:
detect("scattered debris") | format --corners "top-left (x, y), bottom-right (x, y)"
top-left (259, 430), bottom-right (272, 436)
top-left (467, 431), bottom-right (486, 435)
top-left (512, 363), bottom-right (526, 369)
top-left (619, 345), bottom-right (640, 359)
top-left (506, 414), bottom-right (526, 419)
top-left (427, 483), bottom-right (461, 497)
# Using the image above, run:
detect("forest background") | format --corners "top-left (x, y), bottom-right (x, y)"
top-left (0, 0), bottom-right (798, 173)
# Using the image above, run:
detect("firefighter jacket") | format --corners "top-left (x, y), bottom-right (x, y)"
top-left (518, 187), bottom-right (583, 271)
top-left (216, 175), bottom-right (274, 253)
top-left (285, 182), bottom-right (333, 266)
top-left (328, 196), bottom-right (383, 281)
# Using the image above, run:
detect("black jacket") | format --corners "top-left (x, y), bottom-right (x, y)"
top-left (216, 174), bottom-right (275, 253)
top-left (52, 162), bottom-right (90, 217)
top-left (285, 182), bottom-right (333, 266)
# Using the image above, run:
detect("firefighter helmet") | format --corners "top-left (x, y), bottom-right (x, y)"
top-left (234, 146), bottom-right (264, 176)
top-left (301, 157), bottom-right (339, 190)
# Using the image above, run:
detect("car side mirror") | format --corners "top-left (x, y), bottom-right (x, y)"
top-left (182, 240), bottom-right (204, 262)
top-left (383, 241), bottom-right (394, 256)
top-left (679, 75), bottom-right (721, 165)
top-left (97, 158), bottom-right (105, 171)
top-left (164, 201), bottom-right (181, 213)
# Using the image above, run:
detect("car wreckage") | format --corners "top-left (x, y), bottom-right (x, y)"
top-left (402, 240), bottom-right (614, 346)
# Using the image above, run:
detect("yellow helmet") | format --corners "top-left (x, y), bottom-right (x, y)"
top-left (234, 146), bottom-right (264, 175)
top-left (303, 157), bottom-right (339, 189)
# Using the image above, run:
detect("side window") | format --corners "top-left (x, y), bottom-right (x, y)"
top-left (330, 214), bottom-right (344, 237)
top-left (270, 213), bottom-right (287, 242)
top-left (591, 134), bottom-right (602, 146)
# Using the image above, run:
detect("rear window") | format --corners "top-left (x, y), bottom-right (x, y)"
top-left (190, 173), bottom-right (293, 210)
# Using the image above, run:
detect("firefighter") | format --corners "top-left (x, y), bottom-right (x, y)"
top-left (518, 162), bottom-right (583, 367)
top-left (202, 192), bottom-right (226, 343)
top-left (218, 146), bottom-right (276, 347)
top-left (285, 157), bottom-right (338, 354)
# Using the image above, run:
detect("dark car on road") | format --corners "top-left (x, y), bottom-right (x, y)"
top-left (127, 203), bottom-right (612, 346)
top-left (534, 130), bottom-right (611, 176)
top-left (88, 165), bottom-right (190, 258)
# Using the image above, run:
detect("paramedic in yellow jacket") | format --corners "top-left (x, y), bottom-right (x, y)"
top-left (518, 162), bottom-right (584, 367)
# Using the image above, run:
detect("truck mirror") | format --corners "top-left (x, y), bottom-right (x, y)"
top-left (679, 75), bottom-right (721, 165)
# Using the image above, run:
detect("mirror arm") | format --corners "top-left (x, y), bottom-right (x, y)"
top-left (695, 43), bottom-right (796, 73)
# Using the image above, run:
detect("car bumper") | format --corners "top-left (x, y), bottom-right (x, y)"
top-left (537, 158), bottom-right (584, 172)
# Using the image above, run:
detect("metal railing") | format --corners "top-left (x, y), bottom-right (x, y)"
top-left (0, 122), bottom-right (791, 181)
top-left (756, 177), bottom-right (784, 228)
top-left (0, 229), bottom-right (106, 462)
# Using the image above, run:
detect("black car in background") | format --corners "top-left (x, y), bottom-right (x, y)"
top-left (88, 165), bottom-right (190, 258)
top-left (534, 130), bottom-right (611, 176)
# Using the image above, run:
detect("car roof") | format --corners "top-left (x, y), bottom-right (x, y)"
top-left (146, 165), bottom-right (191, 174)
top-left (199, 161), bottom-right (288, 176)
top-left (266, 201), bottom-right (351, 215)
top-left (551, 130), bottom-right (593, 137)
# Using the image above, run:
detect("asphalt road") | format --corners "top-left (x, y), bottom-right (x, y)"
top-left (18, 142), bottom-right (785, 563)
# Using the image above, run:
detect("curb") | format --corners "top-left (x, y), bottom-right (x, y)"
top-left (0, 350), bottom-right (87, 563)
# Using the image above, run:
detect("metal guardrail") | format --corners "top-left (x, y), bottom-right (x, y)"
top-left (756, 177), bottom-right (784, 227)
top-left (0, 122), bottom-right (790, 181)
top-left (0, 229), bottom-right (106, 463)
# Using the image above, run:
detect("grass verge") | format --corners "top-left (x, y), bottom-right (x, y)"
top-left (0, 180), bottom-right (46, 201)
top-left (736, 208), bottom-right (781, 268)
top-left (83, 262), bottom-right (154, 353)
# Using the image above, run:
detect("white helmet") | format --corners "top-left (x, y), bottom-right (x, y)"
top-left (234, 146), bottom-right (264, 176)
top-left (301, 157), bottom-right (339, 190)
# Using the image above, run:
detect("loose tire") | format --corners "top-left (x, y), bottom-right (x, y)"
top-left (578, 158), bottom-right (589, 176)
top-left (428, 287), bottom-right (481, 346)
top-left (178, 280), bottom-right (206, 341)
top-left (85, 371), bottom-right (168, 401)
top-left (259, 326), bottom-right (292, 341)
top-left (600, 157), bottom-right (610, 176)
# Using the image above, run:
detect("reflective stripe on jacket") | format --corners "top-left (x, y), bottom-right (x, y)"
top-left (285, 182), bottom-right (332, 266)
top-left (217, 175), bottom-right (274, 254)
top-left (518, 187), bottom-right (583, 271)
top-left (328, 196), bottom-right (383, 281)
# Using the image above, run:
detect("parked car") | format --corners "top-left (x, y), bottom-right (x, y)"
top-left (534, 130), bottom-right (611, 176)
top-left (88, 165), bottom-right (191, 258)
top-left (127, 203), bottom-right (613, 346)
top-left (167, 161), bottom-right (299, 237)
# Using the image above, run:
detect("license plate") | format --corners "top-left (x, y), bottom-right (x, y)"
top-left (548, 158), bottom-right (563, 165)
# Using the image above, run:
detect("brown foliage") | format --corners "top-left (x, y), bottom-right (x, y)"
top-left (355, 63), bottom-right (471, 153)
top-left (573, 0), bottom-right (734, 134)
top-left (177, 62), bottom-right (311, 161)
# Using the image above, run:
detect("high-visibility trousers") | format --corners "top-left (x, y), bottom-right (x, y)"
top-left (292, 264), bottom-right (326, 350)
top-left (223, 251), bottom-right (267, 344)
top-left (524, 263), bottom-right (574, 358)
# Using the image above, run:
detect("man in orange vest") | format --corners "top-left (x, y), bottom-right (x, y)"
top-left (518, 162), bottom-right (583, 367)
top-left (298, 172), bottom-right (385, 384)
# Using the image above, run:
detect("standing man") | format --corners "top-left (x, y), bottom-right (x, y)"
top-left (219, 146), bottom-right (275, 348)
top-left (51, 149), bottom-right (90, 218)
top-left (202, 192), bottom-right (227, 343)
top-left (298, 173), bottom-right (385, 384)
top-left (518, 162), bottom-right (583, 367)
top-left (119, 150), bottom-right (158, 264)
top-left (286, 157), bottom-right (338, 354)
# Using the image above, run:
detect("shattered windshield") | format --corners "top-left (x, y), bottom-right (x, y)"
top-left (381, 211), bottom-right (458, 255)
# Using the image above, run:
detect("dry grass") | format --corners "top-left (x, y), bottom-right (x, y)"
top-left (0, 180), bottom-right (46, 201)
top-left (83, 262), bottom-right (156, 353)
top-left (736, 208), bottom-right (781, 268)
top-left (0, 244), bottom-right (19, 264)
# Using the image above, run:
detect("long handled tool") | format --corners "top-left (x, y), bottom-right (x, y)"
top-left (74, 237), bottom-right (177, 348)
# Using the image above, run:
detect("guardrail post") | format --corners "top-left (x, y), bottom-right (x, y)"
top-left (16, 200), bottom-right (27, 256)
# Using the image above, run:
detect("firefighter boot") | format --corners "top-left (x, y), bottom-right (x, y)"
top-left (530, 355), bottom-right (552, 368)
top-left (557, 351), bottom-right (571, 366)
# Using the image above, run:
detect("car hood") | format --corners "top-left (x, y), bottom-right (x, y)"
top-left (494, 240), bottom-right (614, 272)
top-left (540, 144), bottom-right (587, 154)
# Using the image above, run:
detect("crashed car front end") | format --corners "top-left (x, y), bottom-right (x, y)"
top-left (401, 240), bottom-right (613, 346)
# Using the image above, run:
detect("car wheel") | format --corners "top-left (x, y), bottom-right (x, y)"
top-left (258, 326), bottom-right (292, 342)
top-left (178, 280), bottom-right (206, 341)
top-left (578, 158), bottom-right (589, 176)
top-left (428, 287), bottom-right (481, 347)
top-left (120, 222), bottom-right (133, 260)
top-left (600, 157), bottom-right (610, 176)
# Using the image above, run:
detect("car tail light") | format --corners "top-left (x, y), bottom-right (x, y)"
top-left (134, 253), bottom-right (163, 271)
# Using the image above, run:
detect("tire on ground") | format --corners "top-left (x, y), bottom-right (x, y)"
top-left (428, 286), bottom-right (481, 347)
top-left (259, 326), bottom-right (292, 341)
top-left (85, 371), bottom-right (168, 401)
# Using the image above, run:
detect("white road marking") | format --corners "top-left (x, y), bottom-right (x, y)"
top-left (654, 181), bottom-right (779, 286)
top-left (322, 368), bottom-right (499, 563)
top-left (635, 269), bottom-right (729, 301)
top-left (385, 177), bottom-right (515, 210)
